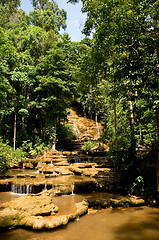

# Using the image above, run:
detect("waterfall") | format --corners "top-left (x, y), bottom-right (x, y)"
top-left (50, 160), bottom-right (53, 166)
top-left (73, 124), bottom-right (81, 140)
top-left (71, 184), bottom-right (75, 195)
top-left (44, 183), bottom-right (47, 191)
top-left (26, 184), bottom-right (32, 194)
top-left (11, 183), bottom-right (33, 195)
top-left (26, 184), bottom-right (29, 194)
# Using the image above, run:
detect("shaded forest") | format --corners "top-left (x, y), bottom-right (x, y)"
top-left (0, 0), bottom-right (158, 200)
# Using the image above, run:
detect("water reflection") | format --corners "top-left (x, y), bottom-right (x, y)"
top-left (115, 207), bottom-right (159, 240)
top-left (0, 192), bottom-right (19, 204)
top-left (1, 204), bottom-right (159, 240)
top-left (1, 175), bottom-right (159, 240)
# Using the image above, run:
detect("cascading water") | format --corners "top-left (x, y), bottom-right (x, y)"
top-left (71, 184), bottom-right (75, 195)
top-left (11, 183), bottom-right (33, 195)
top-left (27, 184), bottom-right (32, 194)
top-left (73, 124), bottom-right (81, 140)
top-left (44, 183), bottom-right (47, 191)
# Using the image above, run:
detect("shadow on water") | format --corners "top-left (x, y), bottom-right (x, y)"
top-left (1, 190), bottom-right (159, 240)
top-left (114, 207), bottom-right (159, 240)
top-left (1, 207), bottom-right (159, 240)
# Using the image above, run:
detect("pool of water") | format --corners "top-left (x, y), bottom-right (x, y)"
top-left (1, 205), bottom-right (159, 240)
top-left (0, 192), bottom-right (20, 204)
top-left (1, 169), bottom-right (159, 240)
top-left (1, 191), bottom-right (159, 240)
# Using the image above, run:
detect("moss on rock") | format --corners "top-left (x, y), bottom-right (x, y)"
top-left (0, 190), bottom-right (88, 231)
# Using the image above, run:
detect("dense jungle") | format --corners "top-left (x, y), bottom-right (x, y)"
top-left (0, 0), bottom-right (159, 238)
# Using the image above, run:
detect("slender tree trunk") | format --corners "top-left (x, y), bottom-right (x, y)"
top-left (14, 111), bottom-right (16, 151)
top-left (114, 100), bottom-right (118, 149)
top-left (39, 115), bottom-right (43, 139)
top-left (156, 107), bottom-right (159, 204)
top-left (112, 69), bottom-right (118, 149)
top-left (44, 115), bottom-right (48, 140)
top-left (95, 108), bottom-right (100, 139)
top-left (154, 7), bottom-right (159, 204)
top-left (51, 115), bottom-right (57, 152)
top-left (84, 106), bottom-right (86, 118)
top-left (22, 115), bottom-right (26, 131)
top-left (129, 92), bottom-right (136, 153)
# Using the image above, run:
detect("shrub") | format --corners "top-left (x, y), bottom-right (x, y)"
top-left (131, 176), bottom-right (144, 196)
top-left (22, 138), bottom-right (48, 158)
top-left (82, 139), bottom-right (97, 151)
top-left (0, 138), bottom-right (26, 172)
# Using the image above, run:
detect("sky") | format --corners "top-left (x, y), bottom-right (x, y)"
top-left (20, 0), bottom-right (87, 42)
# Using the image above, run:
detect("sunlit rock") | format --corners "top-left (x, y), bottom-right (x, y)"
top-left (0, 190), bottom-right (88, 231)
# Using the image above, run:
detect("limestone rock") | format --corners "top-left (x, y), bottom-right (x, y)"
top-left (2, 191), bottom-right (58, 216)
top-left (0, 190), bottom-right (88, 231)
top-left (87, 195), bottom-right (145, 209)
top-left (68, 201), bottom-right (88, 221)
top-left (20, 215), bottom-right (69, 229)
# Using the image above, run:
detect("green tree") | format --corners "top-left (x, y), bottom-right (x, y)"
top-left (0, 0), bottom-right (68, 152)
top-left (0, 28), bottom-right (17, 146)
top-left (29, 0), bottom-right (67, 32)
top-left (34, 36), bottom-right (77, 150)
top-left (0, 0), bottom-right (21, 28)
top-left (72, 0), bottom-right (159, 197)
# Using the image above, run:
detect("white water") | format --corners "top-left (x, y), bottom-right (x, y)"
top-left (73, 124), bottom-right (81, 140)
top-left (71, 184), bottom-right (75, 195)
top-left (44, 183), bottom-right (47, 191)
top-left (11, 183), bottom-right (32, 195)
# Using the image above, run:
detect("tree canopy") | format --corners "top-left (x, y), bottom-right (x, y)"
top-left (0, 0), bottom-right (158, 199)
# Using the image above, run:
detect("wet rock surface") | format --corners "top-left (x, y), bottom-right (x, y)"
top-left (0, 187), bottom-right (145, 232)
top-left (87, 195), bottom-right (145, 209)
top-left (0, 190), bottom-right (88, 231)
top-left (2, 191), bottom-right (58, 216)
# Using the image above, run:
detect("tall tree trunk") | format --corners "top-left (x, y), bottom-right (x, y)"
top-left (129, 92), bottom-right (136, 154)
top-left (112, 72), bottom-right (118, 149)
top-left (156, 107), bottom-right (159, 204)
top-left (95, 108), bottom-right (100, 139)
top-left (51, 115), bottom-right (57, 152)
top-left (44, 115), bottom-right (48, 140)
top-left (114, 100), bottom-right (118, 149)
top-left (13, 111), bottom-right (16, 151)
top-left (154, 7), bottom-right (159, 204)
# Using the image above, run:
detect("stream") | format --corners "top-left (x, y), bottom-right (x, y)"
top-left (1, 191), bottom-right (159, 240)
top-left (1, 170), bottom-right (159, 240)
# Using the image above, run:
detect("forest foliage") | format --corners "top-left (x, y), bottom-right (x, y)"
top-left (0, 0), bottom-right (158, 195)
